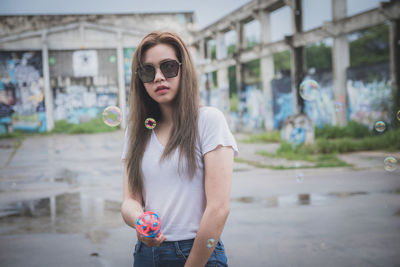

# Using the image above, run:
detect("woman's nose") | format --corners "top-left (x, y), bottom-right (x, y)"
top-left (154, 67), bottom-right (165, 82)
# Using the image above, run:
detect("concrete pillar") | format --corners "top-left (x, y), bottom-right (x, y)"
top-left (235, 21), bottom-right (245, 128)
top-left (389, 19), bottom-right (400, 125)
top-left (117, 31), bottom-right (127, 129)
top-left (332, 0), bottom-right (349, 126)
top-left (41, 32), bottom-right (54, 131)
top-left (289, 0), bottom-right (305, 114)
top-left (217, 67), bottom-right (230, 117)
top-left (199, 39), bottom-right (206, 61)
top-left (259, 9), bottom-right (275, 131)
top-left (216, 31), bottom-right (227, 60)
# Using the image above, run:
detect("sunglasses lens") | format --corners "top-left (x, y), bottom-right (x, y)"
top-left (138, 65), bottom-right (155, 83)
top-left (160, 60), bottom-right (180, 78)
top-left (137, 60), bottom-right (180, 83)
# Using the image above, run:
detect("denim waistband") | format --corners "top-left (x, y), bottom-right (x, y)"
top-left (158, 238), bottom-right (195, 247)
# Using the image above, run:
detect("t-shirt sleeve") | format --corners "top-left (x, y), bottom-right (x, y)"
top-left (200, 107), bottom-right (239, 157)
top-left (121, 126), bottom-right (129, 161)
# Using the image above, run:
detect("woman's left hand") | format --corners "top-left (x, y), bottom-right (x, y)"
top-left (136, 229), bottom-right (167, 247)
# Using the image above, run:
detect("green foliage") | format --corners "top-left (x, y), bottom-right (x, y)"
top-left (350, 23), bottom-right (389, 67)
top-left (246, 37), bottom-right (260, 49)
top-left (227, 44), bottom-right (236, 57)
top-left (305, 42), bottom-right (332, 70)
top-left (52, 117), bottom-right (120, 134)
top-left (316, 128), bottom-right (400, 153)
top-left (257, 141), bottom-right (349, 168)
top-left (240, 131), bottom-right (281, 143)
top-left (246, 59), bottom-right (261, 84)
top-left (230, 94), bottom-right (239, 112)
top-left (52, 120), bottom-right (75, 133)
top-left (315, 120), bottom-right (372, 139)
top-left (228, 65), bottom-right (237, 97)
top-left (273, 50), bottom-right (291, 72)
top-left (212, 71), bottom-right (218, 88)
top-left (211, 45), bottom-right (216, 60)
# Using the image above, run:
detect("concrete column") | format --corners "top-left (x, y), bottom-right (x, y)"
top-left (234, 21), bottom-right (245, 128)
top-left (217, 67), bottom-right (230, 117)
top-left (259, 9), bottom-right (275, 131)
top-left (41, 32), bottom-right (54, 131)
top-left (389, 19), bottom-right (400, 124)
top-left (332, 0), bottom-right (349, 126)
top-left (117, 31), bottom-right (127, 129)
top-left (216, 31), bottom-right (227, 60)
top-left (289, 0), bottom-right (304, 114)
top-left (199, 39), bottom-right (206, 61)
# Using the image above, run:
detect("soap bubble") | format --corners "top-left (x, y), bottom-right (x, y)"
top-left (374, 121), bottom-right (386, 133)
top-left (299, 80), bottom-right (320, 101)
top-left (206, 238), bottom-right (216, 248)
top-left (384, 156), bottom-right (398, 172)
top-left (296, 172), bottom-right (304, 183)
top-left (144, 118), bottom-right (157, 129)
top-left (102, 106), bottom-right (121, 127)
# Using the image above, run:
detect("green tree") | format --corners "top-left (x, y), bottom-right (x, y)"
top-left (305, 42), bottom-right (332, 70)
top-left (273, 50), bottom-right (291, 72)
top-left (350, 23), bottom-right (389, 67)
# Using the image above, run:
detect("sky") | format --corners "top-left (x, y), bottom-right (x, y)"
top-left (0, 0), bottom-right (252, 30)
top-left (0, 0), bottom-right (388, 39)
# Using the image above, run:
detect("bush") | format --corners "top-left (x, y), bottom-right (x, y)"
top-left (315, 128), bottom-right (400, 153)
top-left (52, 117), bottom-right (120, 134)
top-left (315, 120), bottom-right (371, 139)
top-left (52, 120), bottom-right (75, 133)
top-left (241, 131), bottom-right (281, 143)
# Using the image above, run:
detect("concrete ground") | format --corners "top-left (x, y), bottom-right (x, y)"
top-left (0, 131), bottom-right (399, 267)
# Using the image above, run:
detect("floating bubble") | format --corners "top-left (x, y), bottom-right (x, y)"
top-left (102, 106), bottom-right (121, 127)
top-left (335, 102), bottom-right (343, 112)
top-left (144, 118), bottom-right (157, 129)
top-left (299, 80), bottom-right (320, 101)
top-left (296, 172), bottom-right (304, 183)
top-left (374, 121), bottom-right (386, 133)
top-left (397, 110), bottom-right (400, 121)
top-left (384, 156), bottom-right (398, 172)
top-left (206, 238), bottom-right (216, 248)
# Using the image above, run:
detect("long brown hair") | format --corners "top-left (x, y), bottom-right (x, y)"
top-left (126, 31), bottom-right (199, 198)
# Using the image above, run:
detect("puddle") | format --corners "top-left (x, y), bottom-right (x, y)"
top-left (0, 192), bottom-right (123, 237)
top-left (233, 189), bottom-right (399, 208)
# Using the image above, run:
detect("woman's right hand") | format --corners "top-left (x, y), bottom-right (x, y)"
top-left (136, 228), bottom-right (167, 247)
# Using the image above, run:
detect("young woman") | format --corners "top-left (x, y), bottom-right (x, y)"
top-left (121, 31), bottom-right (238, 267)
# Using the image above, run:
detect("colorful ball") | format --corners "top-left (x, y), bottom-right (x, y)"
top-left (145, 118), bottom-right (157, 129)
top-left (136, 211), bottom-right (161, 238)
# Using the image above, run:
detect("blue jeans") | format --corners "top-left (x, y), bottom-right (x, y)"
top-left (133, 238), bottom-right (228, 267)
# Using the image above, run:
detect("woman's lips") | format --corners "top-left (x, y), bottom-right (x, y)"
top-left (156, 88), bottom-right (169, 94)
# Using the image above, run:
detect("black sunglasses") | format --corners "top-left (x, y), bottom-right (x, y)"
top-left (136, 59), bottom-right (182, 83)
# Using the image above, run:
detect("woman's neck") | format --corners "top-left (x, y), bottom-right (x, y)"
top-left (159, 103), bottom-right (173, 126)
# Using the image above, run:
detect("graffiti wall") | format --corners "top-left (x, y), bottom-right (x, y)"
top-left (124, 48), bottom-right (136, 86)
top-left (50, 49), bottom-right (119, 125)
top-left (0, 51), bottom-right (46, 134)
top-left (52, 81), bottom-right (118, 124)
top-left (271, 74), bottom-right (294, 129)
top-left (303, 70), bottom-right (336, 128)
top-left (346, 61), bottom-right (392, 129)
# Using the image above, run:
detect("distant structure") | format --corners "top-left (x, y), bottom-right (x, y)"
top-left (0, 0), bottom-right (399, 133)
top-left (0, 12), bottom-right (196, 132)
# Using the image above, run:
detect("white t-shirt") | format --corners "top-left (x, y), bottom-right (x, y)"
top-left (121, 106), bottom-right (239, 241)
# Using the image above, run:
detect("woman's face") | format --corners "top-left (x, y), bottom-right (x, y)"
top-left (141, 43), bottom-right (181, 105)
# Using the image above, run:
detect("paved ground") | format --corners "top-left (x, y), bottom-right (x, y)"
top-left (0, 131), bottom-right (399, 267)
